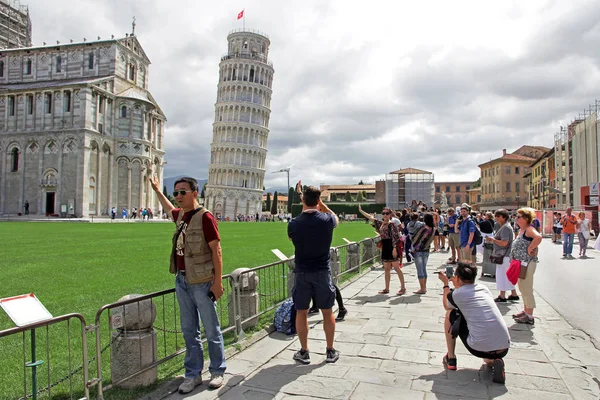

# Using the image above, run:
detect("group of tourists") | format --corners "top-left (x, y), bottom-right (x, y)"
top-left (553, 208), bottom-right (592, 258)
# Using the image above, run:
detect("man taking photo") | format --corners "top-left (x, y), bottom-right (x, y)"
top-left (288, 184), bottom-right (340, 364)
top-left (150, 174), bottom-right (226, 394)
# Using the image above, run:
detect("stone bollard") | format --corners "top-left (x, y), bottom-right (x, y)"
top-left (330, 248), bottom-right (341, 283)
top-left (229, 268), bottom-right (259, 330)
top-left (286, 258), bottom-right (295, 298)
top-left (361, 237), bottom-right (374, 265)
top-left (346, 243), bottom-right (360, 272)
top-left (110, 294), bottom-right (157, 388)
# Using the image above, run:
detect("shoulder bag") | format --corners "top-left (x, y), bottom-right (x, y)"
top-left (489, 225), bottom-right (512, 264)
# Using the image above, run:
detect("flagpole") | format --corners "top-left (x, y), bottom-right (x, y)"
top-left (243, 10), bottom-right (246, 31)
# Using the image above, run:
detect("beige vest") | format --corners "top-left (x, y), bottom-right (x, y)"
top-left (169, 208), bottom-right (215, 284)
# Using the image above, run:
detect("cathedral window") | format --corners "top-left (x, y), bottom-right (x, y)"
top-left (0, 61), bottom-right (4, 77)
top-left (25, 59), bottom-right (32, 75)
top-left (11, 148), bottom-right (19, 172)
top-left (63, 91), bottom-right (71, 112)
top-left (89, 177), bottom-right (96, 205)
top-left (88, 52), bottom-right (94, 69)
top-left (8, 95), bottom-right (15, 116)
top-left (128, 64), bottom-right (136, 81)
top-left (98, 96), bottom-right (105, 114)
top-left (56, 56), bottom-right (62, 73)
top-left (121, 105), bottom-right (127, 118)
top-left (27, 94), bottom-right (33, 115)
top-left (45, 93), bottom-right (52, 114)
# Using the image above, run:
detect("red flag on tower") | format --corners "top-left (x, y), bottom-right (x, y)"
top-left (237, 10), bottom-right (244, 20)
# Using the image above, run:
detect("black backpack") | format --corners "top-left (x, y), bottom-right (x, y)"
top-left (470, 218), bottom-right (483, 245)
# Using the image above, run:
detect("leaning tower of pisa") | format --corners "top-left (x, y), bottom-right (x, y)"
top-left (204, 29), bottom-right (274, 219)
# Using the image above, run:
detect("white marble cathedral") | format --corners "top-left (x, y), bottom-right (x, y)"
top-left (204, 29), bottom-right (274, 218)
top-left (0, 29), bottom-right (166, 217)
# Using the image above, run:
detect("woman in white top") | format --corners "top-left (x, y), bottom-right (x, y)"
top-left (577, 212), bottom-right (590, 258)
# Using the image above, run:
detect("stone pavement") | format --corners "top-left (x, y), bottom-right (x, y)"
top-left (154, 245), bottom-right (600, 400)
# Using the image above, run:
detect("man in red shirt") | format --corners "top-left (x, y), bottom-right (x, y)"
top-left (150, 175), bottom-right (226, 394)
top-left (561, 207), bottom-right (577, 259)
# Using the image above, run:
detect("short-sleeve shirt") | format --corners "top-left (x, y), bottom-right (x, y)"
top-left (447, 284), bottom-right (510, 352)
top-left (288, 211), bottom-right (337, 272)
top-left (447, 215), bottom-right (457, 234)
top-left (171, 208), bottom-right (220, 271)
top-left (561, 214), bottom-right (577, 234)
top-left (459, 218), bottom-right (476, 248)
top-left (492, 223), bottom-right (513, 257)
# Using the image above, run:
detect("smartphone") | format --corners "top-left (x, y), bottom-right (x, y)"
top-left (445, 266), bottom-right (454, 278)
top-left (208, 291), bottom-right (216, 302)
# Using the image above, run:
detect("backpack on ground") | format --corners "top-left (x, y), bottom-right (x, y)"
top-left (274, 299), bottom-right (296, 335)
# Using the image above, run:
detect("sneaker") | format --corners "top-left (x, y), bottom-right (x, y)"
top-left (208, 373), bottom-right (224, 389)
top-left (443, 354), bottom-right (457, 371)
top-left (567, 254), bottom-right (575, 259)
top-left (326, 348), bottom-right (340, 363)
top-left (491, 359), bottom-right (506, 384)
top-left (335, 308), bottom-right (347, 321)
top-left (178, 376), bottom-right (202, 394)
top-left (514, 314), bottom-right (535, 325)
top-left (512, 311), bottom-right (526, 319)
top-left (507, 295), bottom-right (520, 301)
top-left (293, 349), bottom-right (311, 364)
top-left (308, 307), bottom-right (319, 314)
top-left (494, 296), bottom-right (507, 303)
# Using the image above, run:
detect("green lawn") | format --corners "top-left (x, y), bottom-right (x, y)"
top-left (0, 220), bottom-right (375, 399)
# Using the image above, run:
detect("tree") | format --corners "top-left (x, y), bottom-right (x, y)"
top-left (163, 185), bottom-right (175, 204)
top-left (266, 192), bottom-right (271, 213)
top-left (358, 180), bottom-right (364, 185)
top-left (330, 192), bottom-right (338, 202)
top-left (472, 177), bottom-right (481, 188)
top-left (287, 187), bottom-right (294, 213)
top-left (345, 191), bottom-right (352, 202)
top-left (357, 191), bottom-right (365, 202)
top-left (200, 183), bottom-right (207, 198)
top-left (271, 191), bottom-right (278, 214)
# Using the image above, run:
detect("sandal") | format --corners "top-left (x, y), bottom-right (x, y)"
top-left (396, 288), bottom-right (406, 296)
top-left (413, 290), bottom-right (427, 295)
top-left (378, 289), bottom-right (390, 294)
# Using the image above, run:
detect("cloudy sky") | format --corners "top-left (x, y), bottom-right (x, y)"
top-left (27, 0), bottom-right (600, 187)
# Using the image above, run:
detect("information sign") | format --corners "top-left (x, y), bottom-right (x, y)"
top-left (590, 196), bottom-right (599, 206)
top-left (591, 182), bottom-right (599, 196)
top-left (0, 294), bottom-right (53, 327)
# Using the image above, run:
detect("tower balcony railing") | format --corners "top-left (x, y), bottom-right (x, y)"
top-left (221, 52), bottom-right (273, 67)
top-left (228, 28), bottom-right (270, 39)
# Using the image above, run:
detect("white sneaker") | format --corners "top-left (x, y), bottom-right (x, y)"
top-left (208, 373), bottom-right (224, 389)
top-left (178, 376), bottom-right (202, 394)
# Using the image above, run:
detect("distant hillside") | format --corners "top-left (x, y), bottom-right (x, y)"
top-left (264, 187), bottom-right (289, 195)
top-left (163, 176), bottom-right (207, 192)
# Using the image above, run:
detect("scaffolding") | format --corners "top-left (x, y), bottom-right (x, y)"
top-left (554, 126), bottom-right (568, 209)
top-left (0, 0), bottom-right (32, 49)
top-left (385, 168), bottom-right (434, 209)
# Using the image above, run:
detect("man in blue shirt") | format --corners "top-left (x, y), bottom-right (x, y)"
top-left (458, 206), bottom-right (476, 263)
top-left (288, 185), bottom-right (339, 364)
top-left (447, 208), bottom-right (460, 264)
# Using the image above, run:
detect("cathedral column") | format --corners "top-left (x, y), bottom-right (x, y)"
top-left (96, 147), bottom-right (102, 215)
top-left (38, 144), bottom-right (44, 214)
top-left (127, 165), bottom-right (132, 213)
top-left (129, 104), bottom-right (134, 138)
top-left (234, 198), bottom-right (238, 216)
top-left (139, 166), bottom-right (146, 209)
top-left (0, 148), bottom-right (5, 214)
top-left (19, 143), bottom-right (26, 212)
top-left (56, 145), bottom-right (63, 213)
top-left (107, 151), bottom-right (113, 214)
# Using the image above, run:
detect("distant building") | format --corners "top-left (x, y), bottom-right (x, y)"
top-left (466, 187), bottom-right (482, 210)
top-left (0, 0), bottom-right (32, 49)
top-left (262, 193), bottom-right (287, 214)
top-left (434, 181), bottom-right (473, 209)
top-left (526, 148), bottom-right (556, 210)
top-left (386, 168), bottom-right (434, 209)
top-left (319, 184), bottom-right (376, 203)
top-left (478, 146), bottom-right (550, 212)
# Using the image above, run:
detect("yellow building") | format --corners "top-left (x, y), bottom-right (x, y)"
top-left (478, 146), bottom-right (549, 212)
top-left (262, 194), bottom-right (288, 214)
top-left (527, 148), bottom-right (555, 210)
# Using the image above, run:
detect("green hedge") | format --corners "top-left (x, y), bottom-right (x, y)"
top-left (291, 203), bottom-right (386, 217)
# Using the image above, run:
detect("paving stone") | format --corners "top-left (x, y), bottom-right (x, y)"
top-left (216, 386), bottom-right (280, 400)
top-left (409, 320), bottom-right (446, 333)
top-left (358, 343), bottom-right (397, 359)
top-left (515, 360), bottom-right (561, 379)
top-left (234, 333), bottom-right (295, 363)
top-left (387, 327), bottom-right (424, 339)
top-left (393, 347), bottom-right (430, 364)
top-left (344, 366), bottom-right (413, 388)
top-left (335, 354), bottom-right (383, 369)
top-left (167, 383), bottom-right (231, 399)
top-left (223, 358), bottom-right (263, 376)
top-left (503, 373), bottom-right (570, 393)
top-left (487, 385), bottom-right (574, 399)
top-left (421, 331), bottom-right (447, 342)
top-left (303, 339), bottom-right (365, 356)
top-left (349, 382), bottom-right (426, 399)
top-left (504, 348), bottom-right (549, 363)
top-left (336, 332), bottom-right (390, 345)
top-left (423, 393), bottom-right (482, 400)
top-left (281, 374), bottom-right (358, 399)
top-left (389, 338), bottom-right (449, 354)
top-left (554, 363), bottom-right (600, 400)
top-left (411, 377), bottom-right (489, 399)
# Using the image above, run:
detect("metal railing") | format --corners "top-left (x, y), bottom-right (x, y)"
top-left (220, 52), bottom-right (273, 67)
top-left (227, 28), bottom-right (270, 39)
top-left (1, 238), bottom-right (379, 399)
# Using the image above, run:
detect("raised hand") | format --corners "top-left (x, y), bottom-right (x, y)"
top-left (149, 171), bottom-right (160, 191)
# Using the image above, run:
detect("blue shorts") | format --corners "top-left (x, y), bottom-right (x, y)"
top-left (293, 270), bottom-right (336, 311)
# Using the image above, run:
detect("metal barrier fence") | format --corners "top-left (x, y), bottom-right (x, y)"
top-left (0, 237), bottom-right (380, 399)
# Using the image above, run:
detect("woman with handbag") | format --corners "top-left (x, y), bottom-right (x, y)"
top-left (509, 208), bottom-right (542, 325)
top-left (358, 205), bottom-right (406, 295)
top-left (485, 209), bottom-right (519, 303)
top-left (577, 212), bottom-right (590, 258)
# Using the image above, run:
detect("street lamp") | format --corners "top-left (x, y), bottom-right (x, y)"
top-left (273, 167), bottom-right (290, 214)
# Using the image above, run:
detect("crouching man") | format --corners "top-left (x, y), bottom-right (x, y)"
top-left (438, 262), bottom-right (510, 384)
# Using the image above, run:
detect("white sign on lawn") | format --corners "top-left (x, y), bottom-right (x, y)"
top-left (0, 294), bottom-right (53, 327)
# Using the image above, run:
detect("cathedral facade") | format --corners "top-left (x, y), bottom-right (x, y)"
top-left (0, 34), bottom-right (166, 217)
top-left (204, 29), bottom-right (274, 218)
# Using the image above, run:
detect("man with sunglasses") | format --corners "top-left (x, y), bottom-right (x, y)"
top-left (150, 175), bottom-right (226, 394)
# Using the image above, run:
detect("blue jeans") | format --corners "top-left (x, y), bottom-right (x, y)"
top-left (563, 233), bottom-right (574, 255)
top-left (404, 236), bottom-right (412, 262)
top-left (414, 252), bottom-right (430, 279)
top-left (175, 274), bottom-right (226, 378)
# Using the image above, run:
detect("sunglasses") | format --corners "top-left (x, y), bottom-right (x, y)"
top-left (382, 212), bottom-right (390, 215)
top-left (173, 190), bottom-right (191, 197)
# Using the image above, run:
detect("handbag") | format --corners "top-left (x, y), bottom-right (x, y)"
top-left (489, 226), bottom-right (512, 264)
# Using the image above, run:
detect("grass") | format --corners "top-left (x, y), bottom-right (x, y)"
top-left (0, 220), bottom-right (375, 400)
